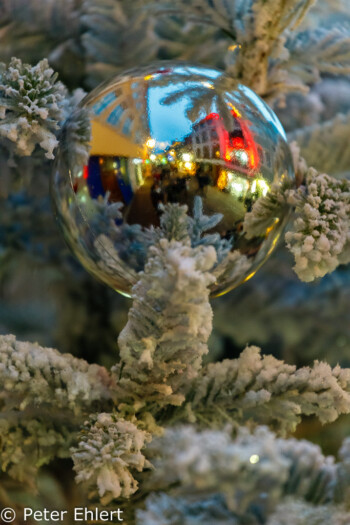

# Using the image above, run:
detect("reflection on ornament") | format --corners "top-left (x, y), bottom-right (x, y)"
top-left (249, 454), bottom-right (260, 464)
top-left (52, 63), bottom-right (295, 298)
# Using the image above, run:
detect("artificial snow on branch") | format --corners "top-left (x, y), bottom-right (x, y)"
top-left (168, 345), bottom-right (350, 434)
top-left (138, 425), bottom-right (350, 524)
top-left (114, 238), bottom-right (217, 417)
top-left (0, 419), bottom-right (77, 485)
top-left (0, 58), bottom-right (67, 158)
top-left (59, 89), bottom-right (91, 172)
top-left (243, 144), bottom-right (350, 282)
top-left (72, 413), bottom-right (152, 504)
top-left (286, 25), bottom-right (350, 81)
top-left (286, 168), bottom-right (350, 282)
top-left (0, 334), bottom-right (114, 481)
top-left (0, 334), bottom-right (113, 413)
top-left (289, 112), bottom-right (350, 177)
top-left (155, 0), bottom-right (321, 100)
top-left (266, 500), bottom-right (350, 525)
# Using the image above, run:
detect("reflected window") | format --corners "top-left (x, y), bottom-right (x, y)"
top-left (107, 105), bottom-right (124, 126)
top-left (92, 92), bottom-right (116, 115)
top-left (122, 117), bottom-right (132, 135)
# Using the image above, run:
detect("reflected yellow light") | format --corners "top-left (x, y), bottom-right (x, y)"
top-left (184, 161), bottom-right (193, 170)
top-left (146, 138), bottom-right (156, 148)
top-left (217, 170), bottom-right (228, 190)
top-left (232, 182), bottom-right (243, 193)
top-left (265, 218), bottom-right (280, 236)
top-left (228, 44), bottom-right (242, 52)
top-left (182, 153), bottom-right (192, 162)
top-left (202, 81), bottom-right (214, 89)
top-left (243, 271), bottom-right (256, 283)
top-left (249, 454), bottom-right (260, 464)
top-left (144, 74), bottom-right (154, 81)
top-left (257, 178), bottom-right (269, 196)
top-left (227, 102), bottom-right (242, 118)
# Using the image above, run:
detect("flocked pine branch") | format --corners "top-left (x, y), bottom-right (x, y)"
top-left (289, 111), bottom-right (350, 177)
top-left (286, 25), bottom-right (350, 82)
top-left (0, 0), bottom-right (80, 40)
top-left (81, 0), bottom-right (158, 88)
top-left (138, 425), bottom-right (350, 524)
top-left (154, 0), bottom-right (239, 37)
top-left (154, 15), bottom-right (228, 66)
top-left (0, 57), bottom-right (67, 158)
top-left (286, 168), bottom-right (350, 282)
top-left (0, 334), bottom-right (113, 482)
top-left (167, 346), bottom-right (350, 435)
top-left (0, 0), bottom-right (82, 83)
top-left (1, 11), bottom-right (350, 514)
top-left (266, 500), bottom-right (350, 525)
top-left (71, 413), bottom-right (152, 504)
top-left (145, 426), bottom-right (291, 519)
top-left (59, 89), bottom-right (91, 171)
top-left (113, 238), bottom-right (217, 419)
top-left (243, 144), bottom-right (350, 282)
top-left (2, 207), bottom-right (350, 506)
top-left (155, 0), bottom-right (318, 100)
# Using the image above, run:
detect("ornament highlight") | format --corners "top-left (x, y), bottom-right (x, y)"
top-left (52, 63), bottom-right (295, 297)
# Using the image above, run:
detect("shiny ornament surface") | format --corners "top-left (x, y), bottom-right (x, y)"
top-left (52, 63), bottom-right (295, 297)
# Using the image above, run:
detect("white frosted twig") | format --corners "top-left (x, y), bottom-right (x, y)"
top-left (72, 413), bottom-right (152, 503)
top-left (0, 58), bottom-right (66, 158)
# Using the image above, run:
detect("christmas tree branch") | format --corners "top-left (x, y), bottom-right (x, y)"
top-left (0, 58), bottom-right (67, 158)
top-left (113, 239), bottom-right (217, 418)
top-left (289, 111), bottom-right (350, 177)
top-left (243, 144), bottom-right (350, 282)
top-left (0, 334), bottom-right (114, 482)
top-left (167, 346), bottom-right (350, 435)
top-left (71, 413), bottom-right (152, 504)
top-left (138, 425), bottom-right (350, 524)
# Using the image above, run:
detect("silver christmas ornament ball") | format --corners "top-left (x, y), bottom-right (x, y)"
top-left (52, 63), bottom-right (295, 297)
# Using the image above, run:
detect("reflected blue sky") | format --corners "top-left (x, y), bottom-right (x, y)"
top-left (148, 66), bottom-right (222, 149)
top-left (148, 85), bottom-right (193, 149)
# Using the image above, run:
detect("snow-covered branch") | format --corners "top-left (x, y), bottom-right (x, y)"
top-left (114, 238), bottom-right (217, 418)
top-left (289, 112), bottom-right (350, 177)
top-left (169, 346), bottom-right (350, 434)
top-left (0, 334), bottom-right (114, 481)
top-left (286, 168), bottom-right (350, 282)
top-left (72, 413), bottom-right (152, 503)
top-left (138, 425), bottom-right (350, 524)
top-left (0, 58), bottom-right (67, 158)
